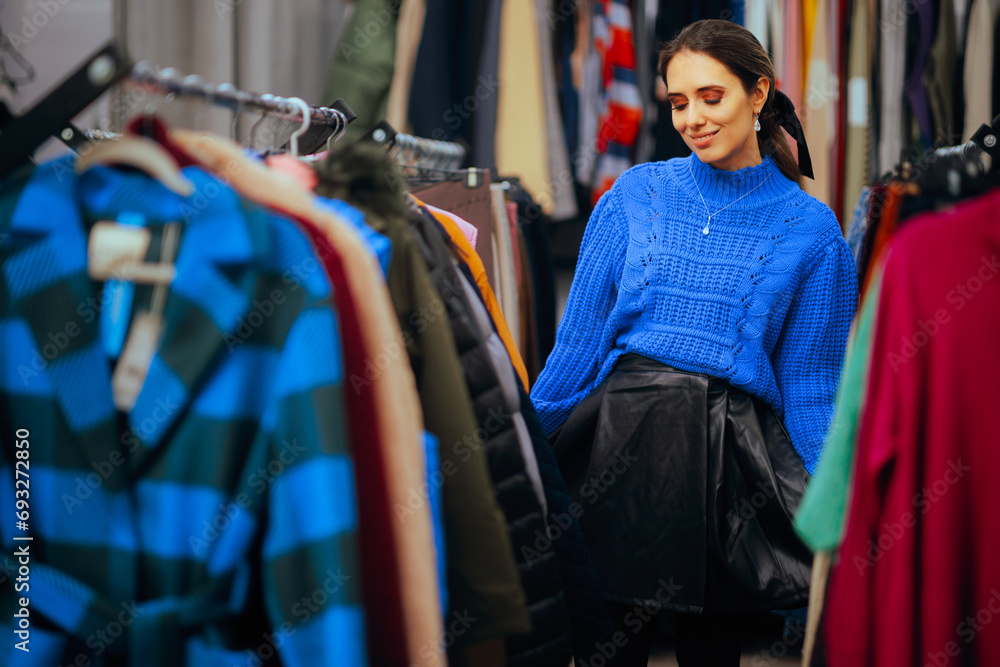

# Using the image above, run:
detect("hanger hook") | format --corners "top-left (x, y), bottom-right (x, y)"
top-left (249, 109), bottom-right (270, 152)
top-left (286, 97), bottom-right (311, 158)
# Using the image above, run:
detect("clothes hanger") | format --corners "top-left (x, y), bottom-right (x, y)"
top-left (0, 41), bottom-right (129, 178)
top-left (286, 97), bottom-right (312, 159)
top-left (74, 88), bottom-right (194, 196)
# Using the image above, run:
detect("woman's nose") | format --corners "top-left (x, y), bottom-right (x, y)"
top-left (686, 104), bottom-right (705, 128)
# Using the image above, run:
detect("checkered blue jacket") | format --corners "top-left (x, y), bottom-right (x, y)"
top-left (0, 157), bottom-right (366, 666)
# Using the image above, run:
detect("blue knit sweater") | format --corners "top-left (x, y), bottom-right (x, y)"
top-left (531, 154), bottom-right (858, 473)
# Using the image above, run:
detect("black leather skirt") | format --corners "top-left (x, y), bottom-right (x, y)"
top-left (551, 354), bottom-right (812, 614)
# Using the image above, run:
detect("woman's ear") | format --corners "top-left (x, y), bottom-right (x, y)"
top-left (753, 77), bottom-right (770, 112)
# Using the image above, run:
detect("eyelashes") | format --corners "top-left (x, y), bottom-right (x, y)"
top-left (670, 98), bottom-right (722, 112)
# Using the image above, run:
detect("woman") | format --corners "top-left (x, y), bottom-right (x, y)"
top-left (531, 20), bottom-right (857, 667)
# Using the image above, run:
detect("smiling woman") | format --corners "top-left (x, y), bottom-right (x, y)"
top-left (531, 18), bottom-right (859, 667)
top-left (659, 20), bottom-right (803, 185)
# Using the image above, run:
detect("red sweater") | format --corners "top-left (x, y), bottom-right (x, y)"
top-left (826, 188), bottom-right (1000, 667)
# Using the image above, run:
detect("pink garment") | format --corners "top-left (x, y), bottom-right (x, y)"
top-left (265, 153), bottom-right (320, 190)
top-left (783, 0), bottom-right (803, 112)
top-left (505, 201), bottom-right (521, 291)
top-left (422, 203), bottom-right (479, 250)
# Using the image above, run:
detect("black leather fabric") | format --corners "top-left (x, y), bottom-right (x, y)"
top-left (552, 354), bottom-right (813, 614)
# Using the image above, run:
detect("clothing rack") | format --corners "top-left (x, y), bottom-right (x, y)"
top-left (129, 61), bottom-right (354, 130)
top-left (362, 120), bottom-right (467, 171)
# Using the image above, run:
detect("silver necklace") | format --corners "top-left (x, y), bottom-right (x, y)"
top-left (689, 161), bottom-right (772, 235)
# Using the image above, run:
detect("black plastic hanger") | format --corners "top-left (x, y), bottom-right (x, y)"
top-left (0, 41), bottom-right (130, 178)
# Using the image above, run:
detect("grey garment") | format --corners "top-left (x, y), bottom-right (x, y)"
top-left (927, 0), bottom-right (958, 145)
top-left (460, 265), bottom-right (549, 515)
top-left (322, 0), bottom-right (400, 141)
top-left (961, 0), bottom-right (1000, 141)
top-left (633, 0), bottom-right (656, 165)
top-left (878, 0), bottom-right (908, 173)
top-left (576, 41), bottom-right (602, 186)
top-left (536, 0), bottom-right (579, 220)
top-left (473, 0), bottom-right (505, 167)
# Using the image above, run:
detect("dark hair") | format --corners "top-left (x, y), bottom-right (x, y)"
top-left (658, 19), bottom-right (801, 185)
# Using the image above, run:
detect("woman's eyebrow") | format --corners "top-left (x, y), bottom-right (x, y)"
top-left (666, 85), bottom-right (727, 98)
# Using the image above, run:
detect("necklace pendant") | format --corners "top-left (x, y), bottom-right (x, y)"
top-left (702, 217), bottom-right (711, 235)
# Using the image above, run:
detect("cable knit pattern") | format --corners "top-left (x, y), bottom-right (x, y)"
top-left (531, 154), bottom-right (858, 473)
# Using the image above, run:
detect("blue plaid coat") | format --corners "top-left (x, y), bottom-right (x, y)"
top-left (0, 158), bottom-right (366, 666)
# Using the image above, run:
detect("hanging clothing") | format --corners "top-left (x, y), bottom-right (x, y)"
top-left (842, 0), bottom-right (872, 224)
top-left (408, 208), bottom-right (574, 665)
top-left (495, 0), bottom-right (553, 212)
top-left (386, 0), bottom-right (427, 132)
top-left (490, 183), bottom-right (520, 352)
top-left (592, 0), bottom-right (644, 204)
top-left (536, 0), bottom-right (580, 220)
top-left (927, 0), bottom-right (959, 145)
top-left (417, 199), bottom-right (531, 391)
top-left (825, 188), bottom-right (1000, 667)
top-left (793, 260), bottom-right (884, 553)
top-left (0, 159), bottom-right (365, 667)
top-left (878, 0), bottom-right (908, 172)
top-left (173, 130), bottom-right (444, 665)
top-left (414, 180), bottom-right (501, 305)
top-left (962, 0), bottom-right (1000, 140)
top-left (312, 149), bottom-right (533, 650)
top-left (323, 0), bottom-right (400, 139)
top-left (509, 187), bottom-right (558, 378)
top-left (902, 0), bottom-right (937, 147)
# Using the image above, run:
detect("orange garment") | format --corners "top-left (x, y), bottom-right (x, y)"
top-left (859, 181), bottom-right (916, 305)
top-left (413, 196), bottom-right (531, 391)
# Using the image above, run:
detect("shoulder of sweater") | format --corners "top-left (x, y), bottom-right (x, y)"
top-left (782, 188), bottom-right (848, 253)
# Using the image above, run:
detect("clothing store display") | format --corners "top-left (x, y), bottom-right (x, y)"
top-left (552, 354), bottom-right (813, 613)
top-left (535, 0), bottom-right (580, 221)
top-left (414, 180), bottom-right (501, 302)
top-left (0, 159), bottom-right (366, 666)
top-left (825, 187), bottom-right (1000, 667)
top-left (312, 145), bottom-right (533, 649)
top-left (386, 0), bottom-right (427, 132)
top-left (532, 154), bottom-right (858, 474)
top-left (879, 0), bottom-right (908, 172)
top-left (419, 200), bottom-right (531, 391)
top-left (172, 130), bottom-right (444, 665)
top-left (903, 0), bottom-right (937, 147)
top-left (423, 202), bottom-right (479, 249)
top-left (510, 187), bottom-right (558, 377)
top-left (323, 0), bottom-right (399, 141)
top-left (962, 0), bottom-right (1000, 141)
top-left (794, 262), bottom-right (884, 553)
top-left (802, 0), bottom-right (832, 204)
top-left (496, 0), bottom-right (552, 213)
top-left (591, 0), bottom-right (644, 203)
top-left (408, 207), bottom-right (574, 665)
top-left (490, 183), bottom-right (521, 350)
top-left (842, 0), bottom-right (872, 225)
top-left (472, 0), bottom-right (505, 169)
top-left (15, 1), bottom-right (1000, 663)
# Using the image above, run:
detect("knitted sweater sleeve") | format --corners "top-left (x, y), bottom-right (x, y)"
top-left (531, 185), bottom-right (627, 435)
top-left (771, 235), bottom-right (858, 475)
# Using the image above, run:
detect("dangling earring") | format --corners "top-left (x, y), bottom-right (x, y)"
top-left (754, 113), bottom-right (761, 132)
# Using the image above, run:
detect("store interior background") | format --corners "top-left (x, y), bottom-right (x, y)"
top-left (0, 0), bottom-right (806, 662)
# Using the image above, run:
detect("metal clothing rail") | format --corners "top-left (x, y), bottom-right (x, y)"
top-left (391, 131), bottom-right (467, 170)
top-left (128, 61), bottom-right (356, 131)
top-left (363, 121), bottom-right (467, 170)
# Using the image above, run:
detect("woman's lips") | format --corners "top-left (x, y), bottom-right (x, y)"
top-left (690, 130), bottom-right (718, 148)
